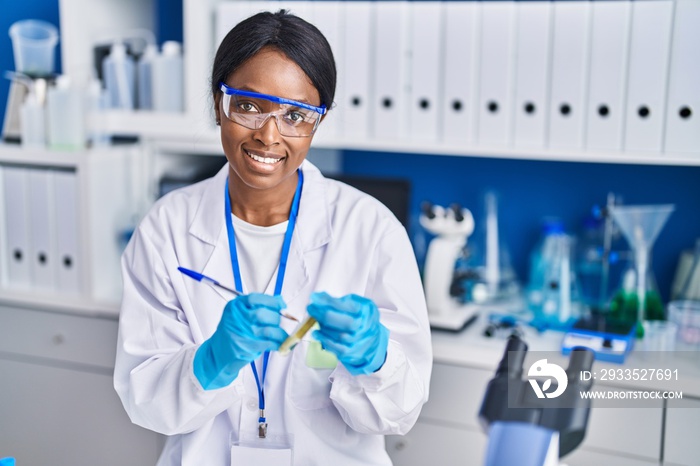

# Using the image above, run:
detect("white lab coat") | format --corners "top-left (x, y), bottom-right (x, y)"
top-left (114, 160), bottom-right (432, 466)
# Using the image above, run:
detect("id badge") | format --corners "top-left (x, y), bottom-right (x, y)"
top-left (230, 431), bottom-right (294, 465)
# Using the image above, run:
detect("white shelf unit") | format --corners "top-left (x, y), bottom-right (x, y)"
top-left (0, 144), bottom-right (145, 311)
top-left (56, 0), bottom-right (700, 166)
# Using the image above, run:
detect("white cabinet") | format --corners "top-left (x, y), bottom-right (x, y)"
top-left (664, 397), bottom-right (700, 466)
top-left (0, 144), bottom-right (145, 304)
top-left (0, 305), bottom-right (163, 466)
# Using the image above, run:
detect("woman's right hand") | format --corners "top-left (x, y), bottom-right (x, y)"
top-left (194, 293), bottom-right (289, 390)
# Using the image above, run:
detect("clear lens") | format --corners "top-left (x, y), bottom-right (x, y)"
top-left (221, 92), bottom-right (321, 137)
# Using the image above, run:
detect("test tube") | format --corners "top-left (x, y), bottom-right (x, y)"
top-left (278, 316), bottom-right (318, 355)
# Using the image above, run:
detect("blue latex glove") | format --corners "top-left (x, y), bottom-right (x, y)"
top-left (0, 458), bottom-right (15, 466)
top-left (306, 292), bottom-right (389, 376)
top-left (194, 293), bottom-right (289, 390)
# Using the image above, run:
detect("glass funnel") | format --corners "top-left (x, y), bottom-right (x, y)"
top-left (608, 204), bottom-right (674, 337)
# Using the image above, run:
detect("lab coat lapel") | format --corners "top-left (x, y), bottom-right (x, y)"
top-left (189, 165), bottom-right (235, 302)
top-left (279, 161), bottom-right (332, 307)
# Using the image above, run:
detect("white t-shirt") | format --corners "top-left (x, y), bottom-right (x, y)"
top-left (230, 214), bottom-right (287, 293)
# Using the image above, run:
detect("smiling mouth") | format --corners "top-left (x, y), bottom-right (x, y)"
top-left (245, 149), bottom-right (284, 165)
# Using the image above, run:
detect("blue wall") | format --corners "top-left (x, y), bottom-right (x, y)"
top-left (0, 0), bottom-right (61, 114)
top-left (4, 0), bottom-right (699, 303)
top-left (342, 151), bottom-right (700, 302)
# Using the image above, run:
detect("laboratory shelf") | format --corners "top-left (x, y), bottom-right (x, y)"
top-left (0, 290), bottom-right (119, 318)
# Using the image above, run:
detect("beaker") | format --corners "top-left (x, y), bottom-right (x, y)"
top-left (608, 204), bottom-right (674, 337)
top-left (9, 20), bottom-right (58, 77)
top-left (453, 192), bottom-right (521, 308)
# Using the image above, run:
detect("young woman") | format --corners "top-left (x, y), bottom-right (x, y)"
top-left (114, 10), bottom-right (431, 465)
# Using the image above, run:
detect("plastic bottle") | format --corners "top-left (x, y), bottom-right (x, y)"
top-left (102, 42), bottom-right (136, 110)
top-left (86, 78), bottom-right (111, 147)
top-left (152, 41), bottom-right (184, 112)
top-left (19, 84), bottom-right (46, 147)
top-left (46, 75), bottom-right (86, 150)
top-left (137, 43), bottom-right (157, 110)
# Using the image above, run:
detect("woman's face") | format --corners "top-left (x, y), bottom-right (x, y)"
top-left (215, 47), bottom-right (321, 194)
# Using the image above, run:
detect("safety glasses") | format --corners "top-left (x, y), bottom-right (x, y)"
top-left (219, 82), bottom-right (326, 137)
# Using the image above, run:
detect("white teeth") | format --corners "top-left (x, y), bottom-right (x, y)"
top-left (246, 150), bottom-right (281, 164)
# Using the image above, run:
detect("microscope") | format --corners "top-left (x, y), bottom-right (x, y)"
top-left (420, 201), bottom-right (477, 330)
top-left (479, 336), bottom-right (594, 466)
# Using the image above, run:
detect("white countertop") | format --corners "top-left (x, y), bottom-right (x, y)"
top-left (431, 313), bottom-right (700, 398)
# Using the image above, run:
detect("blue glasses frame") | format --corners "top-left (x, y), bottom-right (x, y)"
top-left (219, 83), bottom-right (327, 116)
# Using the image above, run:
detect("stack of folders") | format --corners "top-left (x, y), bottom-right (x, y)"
top-left (0, 164), bottom-right (82, 296)
top-left (216, 0), bottom-right (699, 154)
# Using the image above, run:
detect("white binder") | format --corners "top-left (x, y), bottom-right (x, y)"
top-left (371, 1), bottom-right (410, 141)
top-left (312, 1), bottom-right (343, 141)
top-left (512, 1), bottom-right (552, 148)
top-left (53, 169), bottom-right (82, 295)
top-left (623, 1), bottom-right (673, 153)
top-left (1, 165), bottom-right (31, 290)
top-left (585, 1), bottom-right (632, 151)
top-left (27, 168), bottom-right (57, 292)
top-left (664, 0), bottom-right (700, 154)
top-left (477, 1), bottom-right (516, 147)
top-left (341, 1), bottom-right (373, 140)
top-left (440, 2), bottom-right (480, 145)
top-left (408, 1), bottom-right (442, 142)
top-left (547, 1), bottom-right (592, 150)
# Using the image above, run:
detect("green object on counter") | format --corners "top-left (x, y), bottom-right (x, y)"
top-left (609, 289), bottom-right (665, 337)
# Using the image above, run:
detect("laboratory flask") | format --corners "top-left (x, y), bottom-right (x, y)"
top-left (608, 204), bottom-right (674, 337)
top-left (527, 219), bottom-right (583, 330)
top-left (452, 192), bottom-right (521, 308)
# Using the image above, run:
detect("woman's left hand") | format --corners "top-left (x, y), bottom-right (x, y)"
top-left (306, 292), bottom-right (389, 376)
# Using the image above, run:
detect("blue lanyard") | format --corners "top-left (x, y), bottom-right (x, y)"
top-left (224, 169), bottom-right (303, 437)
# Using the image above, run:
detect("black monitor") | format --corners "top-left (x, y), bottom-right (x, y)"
top-left (329, 175), bottom-right (411, 230)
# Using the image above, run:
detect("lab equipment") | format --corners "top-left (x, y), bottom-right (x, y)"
top-left (136, 43), bottom-right (156, 110)
top-left (608, 204), bottom-right (674, 337)
top-left (641, 320), bottom-right (678, 351)
top-left (3, 20), bottom-right (57, 143)
top-left (102, 42), bottom-right (136, 110)
top-left (561, 314), bottom-right (636, 363)
top-left (527, 219), bottom-right (584, 331)
top-left (177, 266), bottom-right (298, 322)
top-left (480, 336), bottom-right (594, 466)
top-left (278, 315), bottom-right (317, 356)
top-left (305, 292), bottom-right (389, 375)
top-left (575, 195), bottom-right (624, 312)
top-left (9, 19), bottom-right (58, 77)
top-left (193, 293), bottom-right (288, 390)
top-left (671, 238), bottom-right (700, 301)
top-left (152, 41), bottom-right (184, 112)
top-left (18, 79), bottom-right (45, 147)
top-left (46, 75), bottom-right (86, 150)
top-left (452, 192), bottom-right (522, 308)
top-left (420, 201), bottom-right (477, 330)
top-left (668, 300), bottom-right (700, 350)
